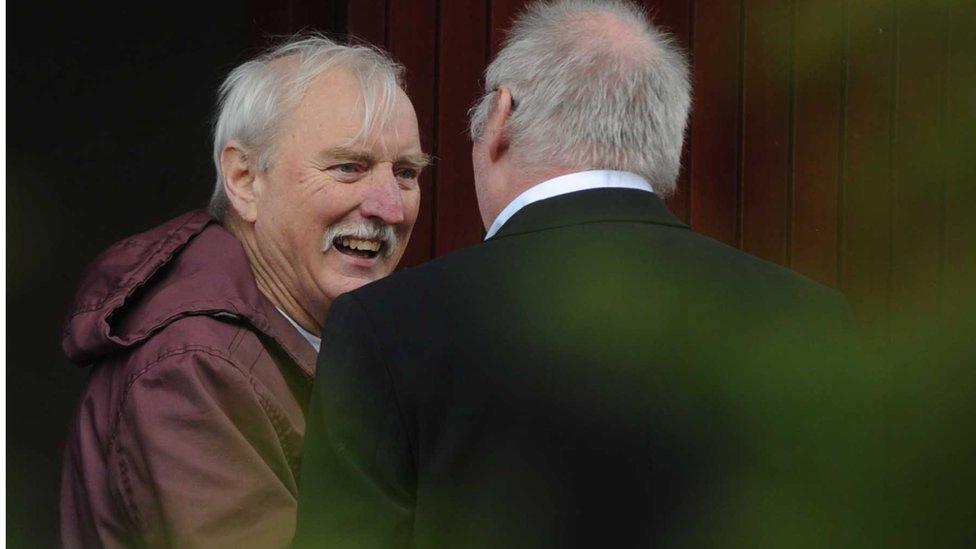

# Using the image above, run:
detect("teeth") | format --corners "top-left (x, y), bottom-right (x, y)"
top-left (338, 237), bottom-right (381, 252)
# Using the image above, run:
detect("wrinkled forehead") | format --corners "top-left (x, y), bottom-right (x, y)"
top-left (277, 57), bottom-right (412, 152)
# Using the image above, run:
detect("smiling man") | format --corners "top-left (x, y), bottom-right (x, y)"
top-left (60, 36), bottom-right (427, 548)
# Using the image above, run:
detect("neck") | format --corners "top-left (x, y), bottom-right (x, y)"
top-left (488, 164), bottom-right (580, 228)
top-left (225, 217), bottom-right (325, 336)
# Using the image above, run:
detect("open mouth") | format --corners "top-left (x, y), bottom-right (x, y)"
top-left (333, 236), bottom-right (384, 259)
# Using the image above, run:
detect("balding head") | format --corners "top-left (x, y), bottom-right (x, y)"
top-left (565, 9), bottom-right (657, 56)
top-left (469, 0), bottom-right (690, 195)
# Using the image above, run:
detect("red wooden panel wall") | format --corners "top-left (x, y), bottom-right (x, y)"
top-left (689, 0), bottom-right (740, 245)
top-left (255, 0), bottom-right (975, 329)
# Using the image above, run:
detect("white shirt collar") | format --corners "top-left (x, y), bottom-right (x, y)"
top-left (276, 307), bottom-right (322, 352)
top-left (484, 170), bottom-right (654, 240)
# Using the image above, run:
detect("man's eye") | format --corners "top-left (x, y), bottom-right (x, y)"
top-left (334, 163), bottom-right (364, 174)
top-left (395, 167), bottom-right (419, 180)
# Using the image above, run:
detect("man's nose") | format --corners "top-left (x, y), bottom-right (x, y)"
top-left (360, 166), bottom-right (405, 224)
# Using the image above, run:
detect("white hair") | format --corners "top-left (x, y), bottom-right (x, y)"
top-left (469, 0), bottom-right (691, 195)
top-left (210, 34), bottom-right (405, 219)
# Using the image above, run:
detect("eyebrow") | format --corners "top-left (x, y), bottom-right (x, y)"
top-left (320, 146), bottom-right (432, 169)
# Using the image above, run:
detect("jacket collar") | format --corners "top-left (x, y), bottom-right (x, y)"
top-left (62, 209), bottom-right (317, 377)
top-left (488, 188), bottom-right (689, 241)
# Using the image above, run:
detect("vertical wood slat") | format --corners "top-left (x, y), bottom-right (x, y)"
top-left (645, 0), bottom-right (693, 223)
top-left (943, 0), bottom-right (976, 313)
top-left (389, 0), bottom-right (438, 267)
top-left (889, 0), bottom-right (948, 321)
top-left (740, 0), bottom-right (792, 264)
top-left (347, 0), bottom-right (387, 47)
top-left (840, 0), bottom-right (896, 326)
top-left (436, 0), bottom-right (490, 254)
top-left (791, 0), bottom-right (843, 287)
top-left (690, 0), bottom-right (741, 245)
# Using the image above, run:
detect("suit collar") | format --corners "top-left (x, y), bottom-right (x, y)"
top-left (485, 170), bottom-right (655, 239)
top-left (488, 188), bottom-right (689, 240)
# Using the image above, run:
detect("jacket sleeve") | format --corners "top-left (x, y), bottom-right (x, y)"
top-left (294, 293), bottom-right (416, 549)
top-left (109, 349), bottom-right (298, 548)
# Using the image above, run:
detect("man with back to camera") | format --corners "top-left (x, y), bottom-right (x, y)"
top-left (295, 1), bottom-right (865, 547)
top-left (59, 35), bottom-right (429, 548)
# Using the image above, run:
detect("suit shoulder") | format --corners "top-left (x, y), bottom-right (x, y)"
top-left (663, 228), bottom-right (844, 300)
top-left (352, 227), bottom-right (847, 318)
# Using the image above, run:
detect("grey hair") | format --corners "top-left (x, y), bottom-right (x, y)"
top-left (469, 0), bottom-right (691, 195)
top-left (210, 34), bottom-right (405, 220)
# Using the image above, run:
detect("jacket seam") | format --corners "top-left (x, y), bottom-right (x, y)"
top-left (228, 324), bottom-right (248, 356)
top-left (254, 387), bottom-right (303, 477)
top-left (108, 345), bottom-right (300, 525)
top-left (108, 345), bottom-right (233, 446)
top-left (103, 301), bottom-right (247, 343)
top-left (242, 346), bottom-right (301, 474)
top-left (115, 451), bottom-right (142, 530)
top-left (243, 336), bottom-right (265, 375)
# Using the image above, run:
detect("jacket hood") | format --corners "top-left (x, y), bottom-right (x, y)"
top-left (62, 210), bottom-right (280, 365)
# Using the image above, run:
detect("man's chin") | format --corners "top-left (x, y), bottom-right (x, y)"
top-left (321, 267), bottom-right (390, 298)
top-left (319, 248), bottom-right (402, 293)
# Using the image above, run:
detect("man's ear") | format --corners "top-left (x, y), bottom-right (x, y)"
top-left (485, 86), bottom-right (514, 163)
top-left (220, 140), bottom-right (261, 223)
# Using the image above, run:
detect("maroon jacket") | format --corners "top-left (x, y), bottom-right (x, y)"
top-left (61, 210), bottom-right (318, 548)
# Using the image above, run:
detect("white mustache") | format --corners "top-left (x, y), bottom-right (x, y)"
top-left (322, 220), bottom-right (398, 258)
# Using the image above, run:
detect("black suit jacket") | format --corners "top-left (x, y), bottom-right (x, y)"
top-left (295, 189), bottom-right (866, 548)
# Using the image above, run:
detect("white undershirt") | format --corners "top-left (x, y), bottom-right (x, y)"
top-left (276, 307), bottom-right (322, 352)
top-left (484, 170), bottom-right (655, 240)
